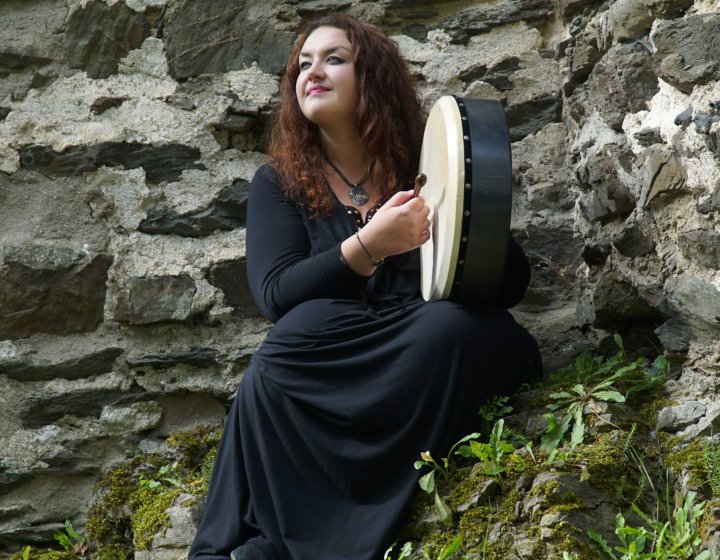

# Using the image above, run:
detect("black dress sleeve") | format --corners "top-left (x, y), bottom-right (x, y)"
top-left (245, 165), bottom-right (369, 322)
top-left (493, 236), bottom-right (531, 309)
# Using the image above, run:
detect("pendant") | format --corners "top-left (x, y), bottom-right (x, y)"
top-left (349, 186), bottom-right (369, 206)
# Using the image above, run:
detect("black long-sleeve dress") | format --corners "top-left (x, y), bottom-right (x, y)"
top-left (189, 164), bottom-right (542, 560)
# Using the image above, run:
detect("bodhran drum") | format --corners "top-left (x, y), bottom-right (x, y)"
top-left (419, 96), bottom-right (512, 307)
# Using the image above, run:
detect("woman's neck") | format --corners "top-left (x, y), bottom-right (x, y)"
top-left (320, 130), bottom-right (370, 180)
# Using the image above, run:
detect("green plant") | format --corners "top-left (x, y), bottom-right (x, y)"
top-left (456, 420), bottom-right (524, 476)
top-left (21, 546), bottom-right (31, 560)
top-left (541, 372), bottom-right (626, 449)
top-left (588, 491), bottom-right (710, 560)
top-left (137, 462), bottom-right (183, 491)
top-left (54, 520), bottom-right (87, 557)
top-left (478, 396), bottom-right (513, 435)
top-left (383, 541), bottom-right (413, 560)
top-left (414, 433), bottom-right (482, 526)
top-left (421, 534), bottom-right (463, 560)
top-left (539, 335), bottom-right (663, 450)
top-left (548, 335), bottom-right (669, 397)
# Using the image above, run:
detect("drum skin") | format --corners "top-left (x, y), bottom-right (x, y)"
top-left (419, 96), bottom-right (512, 307)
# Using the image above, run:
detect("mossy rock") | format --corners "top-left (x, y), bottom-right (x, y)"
top-left (86, 424), bottom-right (222, 554)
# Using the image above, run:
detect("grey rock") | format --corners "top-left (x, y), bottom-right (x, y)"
top-left (512, 531), bottom-right (538, 557)
top-left (164, 0), bottom-right (294, 78)
top-left (19, 143), bottom-right (206, 184)
top-left (149, 493), bottom-right (205, 551)
top-left (634, 127), bottom-right (663, 147)
top-left (214, 114), bottom-right (256, 133)
top-left (706, 529), bottom-right (720, 560)
top-left (0, 246), bottom-right (113, 340)
top-left (515, 474), bottom-right (534, 492)
top-left (459, 57), bottom-right (520, 91)
top-left (439, 0), bottom-right (552, 44)
top-left (39, 435), bottom-right (136, 477)
top-left (605, 0), bottom-right (653, 42)
top-left (296, 0), bottom-right (354, 16)
top-left (563, 32), bottom-right (604, 95)
top-left (612, 212), bottom-right (654, 258)
top-left (540, 510), bottom-right (563, 540)
top-left (0, 347), bottom-right (123, 382)
top-left (456, 479), bottom-right (501, 512)
top-left (652, 14), bottom-right (720, 94)
top-left (90, 97), bottom-right (126, 115)
top-left (24, 385), bottom-right (147, 428)
top-left (0, 521), bottom-right (67, 548)
top-left (505, 95), bottom-right (562, 142)
top-left (556, 0), bottom-right (596, 18)
top-left (582, 241), bottom-right (612, 267)
top-left (674, 106), bottom-right (693, 127)
top-left (151, 394), bottom-right (227, 438)
top-left (523, 472), bottom-right (617, 544)
top-left (520, 224), bottom-right (584, 307)
top-left (577, 144), bottom-right (635, 223)
top-left (657, 401), bottom-right (707, 433)
top-left (114, 275), bottom-right (197, 325)
top-left (100, 401), bottom-right (163, 435)
top-left (0, 0), bottom-right (67, 79)
top-left (126, 348), bottom-right (220, 369)
top-left (207, 259), bottom-right (261, 317)
top-left (677, 230), bottom-right (720, 269)
top-left (592, 271), bottom-right (659, 327)
top-left (65, 1), bottom-right (150, 79)
top-left (675, 404), bottom-right (720, 441)
top-left (0, 52), bottom-right (51, 72)
top-left (664, 273), bottom-right (720, 329)
top-left (138, 179), bottom-right (249, 237)
top-left (572, 42), bottom-right (659, 131)
top-left (655, 318), bottom-right (692, 353)
top-left (605, 0), bottom-right (691, 43)
top-left (694, 114), bottom-right (720, 135)
top-left (697, 182), bottom-right (720, 214)
top-left (0, 107), bottom-right (10, 121)
top-left (639, 145), bottom-right (687, 207)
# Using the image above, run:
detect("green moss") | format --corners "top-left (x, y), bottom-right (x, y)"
top-left (92, 544), bottom-right (132, 560)
top-left (568, 432), bottom-right (641, 506)
top-left (86, 424), bottom-right (223, 554)
top-left (7, 549), bottom-right (79, 560)
top-left (167, 425), bottom-right (222, 471)
top-left (28, 553), bottom-right (77, 560)
top-left (131, 487), bottom-right (180, 551)
top-left (664, 439), bottom-right (707, 491)
top-left (86, 457), bottom-right (151, 543)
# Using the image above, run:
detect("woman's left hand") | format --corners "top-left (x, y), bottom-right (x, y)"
top-left (358, 190), bottom-right (431, 259)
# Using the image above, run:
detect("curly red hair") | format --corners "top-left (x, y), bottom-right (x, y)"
top-left (268, 14), bottom-right (426, 216)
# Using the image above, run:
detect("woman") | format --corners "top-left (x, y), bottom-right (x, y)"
top-left (189, 14), bottom-right (541, 560)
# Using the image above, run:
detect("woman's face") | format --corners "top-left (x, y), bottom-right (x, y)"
top-left (295, 26), bottom-right (358, 129)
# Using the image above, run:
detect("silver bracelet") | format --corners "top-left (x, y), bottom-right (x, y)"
top-left (355, 231), bottom-right (383, 266)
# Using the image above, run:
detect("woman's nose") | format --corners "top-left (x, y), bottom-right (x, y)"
top-left (307, 61), bottom-right (325, 81)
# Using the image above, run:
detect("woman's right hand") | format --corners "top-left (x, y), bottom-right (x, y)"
top-left (359, 190), bottom-right (431, 259)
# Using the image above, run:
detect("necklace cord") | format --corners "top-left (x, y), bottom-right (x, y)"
top-left (326, 157), bottom-right (370, 188)
top-left (325, 157), bottom-right (371, 206)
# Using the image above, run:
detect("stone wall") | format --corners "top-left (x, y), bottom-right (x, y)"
top-left (1, 0), bottom-right (719, 552)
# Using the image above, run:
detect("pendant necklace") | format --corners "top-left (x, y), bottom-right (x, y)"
top-left (326, 157), bottom-right (371, 206)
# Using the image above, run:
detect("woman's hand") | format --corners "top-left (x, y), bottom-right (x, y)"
top-left (360, 190), bottom-right (431, 259)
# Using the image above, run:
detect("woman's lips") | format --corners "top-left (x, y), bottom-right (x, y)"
top-left (308, 86), bottom-right (329, 95)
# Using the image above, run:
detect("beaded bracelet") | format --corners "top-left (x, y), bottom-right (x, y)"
top-left (355, 231), bottom-right (384, 266)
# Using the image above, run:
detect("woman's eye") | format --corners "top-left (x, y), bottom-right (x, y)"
top-left (299, 61), bottom-right (311, 70)
top-left (327, 56), bottom-right (343, 64)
